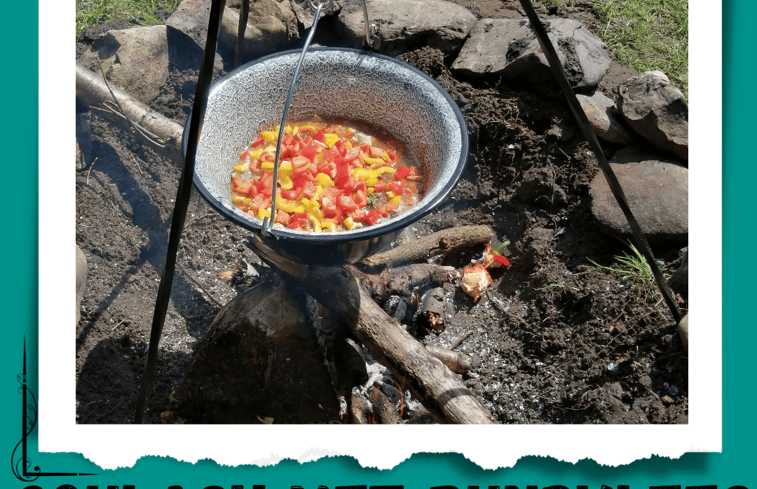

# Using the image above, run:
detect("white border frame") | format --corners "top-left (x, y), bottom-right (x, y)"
top-left (39, 0), bottom-right (720, 470)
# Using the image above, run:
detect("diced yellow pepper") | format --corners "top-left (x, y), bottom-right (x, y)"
top-left (258, 208), bottom-right (271, 220)
top-left (321, 219), bottom-right (336, 232)
top-left (298, 124), bottom-right (317, 132)
top-left (343, 217), bottom-right (355, 230)
top-left (316, 173), bottom-right (334, 187)
top-left (308, 214), bottom-right (322, 232)
top-left (386, 191), bottom-right (396, 199)
top-left (249, 147), bottom-right (264, 160)
top-left (363, 157), bottom-right (384, 167)
top-left (280, 175), bottom-right (294, 190)
top-left (323, 133), bottom-right (340, 148)
top-left (261, 131), bottom-right (277, 142)
top-left (233, 163), bottom-right (248, 172)
top-left (367, 187), bottom-right (375, 194)
top-left (232, 195), bottom-right (251, 205)
top-left (293, 205), bottom-right (305, 214)
top-left (344, 140), bottom-right (353, 148)
top-left (378, 166), bottom-right (397, 175)
top-left (313, 184), bottom-right (325, 201)
top-left (391, 195), bottom-right (402, 203)
top-left (276, 196), bottom-right (299, 213)
top-left (366, 177), bottom-right (378, 186)
top-left (383, 151), bottom-right (391, 162)
top-left (261, 161), bottom-right (293, 171)
top-left (353, 168), bottom-right (372, 180)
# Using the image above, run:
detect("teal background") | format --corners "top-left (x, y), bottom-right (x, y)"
top-left (2, 0), bottom-right (753, 487)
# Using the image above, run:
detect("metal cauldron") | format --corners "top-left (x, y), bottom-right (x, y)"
top-left (186, 47), bottom-right (468, 265)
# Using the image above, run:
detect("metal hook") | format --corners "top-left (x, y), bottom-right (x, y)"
top-left (261, 0), bottom-right (329, 238)
top-left (356, 0), bottom-right (380, 49)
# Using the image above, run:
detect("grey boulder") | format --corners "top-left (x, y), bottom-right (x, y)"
top-left (590, 153), bottom-right (688, 242)
top-left (618, 71), bottom-right (688, 161)
top-left (338, 0), bottom-right (477, 55)
top-left (452, 18), bottom-right (611, 91)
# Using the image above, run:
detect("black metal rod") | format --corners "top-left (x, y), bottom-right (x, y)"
top-left (135, 0), bottom-right (227, 424)
top-left (517, 0), bottom-right (681, 323)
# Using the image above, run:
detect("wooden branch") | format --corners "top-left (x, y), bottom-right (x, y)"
top-left (361, 224), bottom-right (496, 269)
top-left (76, 63), bottom-right (185, 161)
top-left (348, 263), bottom-right (459, 302)
top-left (249, 236), bottom-right (496, 424)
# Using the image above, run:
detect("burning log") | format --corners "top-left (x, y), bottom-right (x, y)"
top-left (348, 263), bottom-right (458, 302)
top-left (361, 225), bottom-right (496, 269)
top-left (250, 236), bottom-right (496, 424)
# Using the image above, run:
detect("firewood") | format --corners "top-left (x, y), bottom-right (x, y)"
top-left (361, 225), bottom-right (496, 269)
top-left (76, 63), bottom-right (184, 160)
top-left (373, 384), bottom-right (403, 424)
top-left (348, 263), bottom-right (458, 302)
top-left (424, 344), bottom-right (472, 374)
top-left (249, 235), bottom-right (496, 424)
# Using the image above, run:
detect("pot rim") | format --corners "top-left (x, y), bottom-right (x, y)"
top-left (188, 47), bottom-right (469, 246)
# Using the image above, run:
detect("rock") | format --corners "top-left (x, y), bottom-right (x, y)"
top-left (291, 0), bottom-right (344, 30)
top-left (166, 0), bottom-right (212, 49)
top-left (668, 248), bottom-right (688, 300)
top-left (618, 71), bottom-right (688, 161)
top-left (589, 157), bottom-right (688, 242)
top-left (76, 246), bottom-right (88, 324)
top-left (577, 91), bottom-right (634, 144)
top-left (170, 283), bottom-right (339, 423)
top-left (338, 0), bottom-right (476, 55)
top-left (677, 313), bottom-right (688, 351)
top-left (78, 24), bottom-right (206, 104)
top-left (451, 18), bottom-right (611, 92)
top-left (219, 0), bottom-right (298, 62)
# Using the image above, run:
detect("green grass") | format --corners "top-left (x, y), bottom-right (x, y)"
top-left (76, 0), bottom-right (182, 37)
top-left (591, 0), bottom-right (688, 97)
top-left (534, 0), bottom-right (688, 98)
top-left (588, 242), bottom-right (670, 307)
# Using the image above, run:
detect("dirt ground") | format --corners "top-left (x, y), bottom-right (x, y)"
top-left (75, 0), bottom-right (688, 424)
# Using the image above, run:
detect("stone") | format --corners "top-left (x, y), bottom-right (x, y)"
top-left (589, 156), bottom-right (688, 242)
top-left (452, 18), bottom-right (611, 92)
top-left (170, 283), bottom-right (339, 423)
top-left (165, 0), bottom-right (242, 70)
top-left (577, 91), bottom-right (634, 144)
top-left (291, 0), bottom-right (344, 30)
top-left (618, 71), bottom-right (688, 161)
top-left (677, 313), bottom-right (688, 351)
top-left (219, 0), bottom-right (298, 62)
top-left (338, 0), bottom-right (476, 55)
top-left (76, 246), bottom-right (88, 324)
top-left (78, 24), bottom-right (207, 104)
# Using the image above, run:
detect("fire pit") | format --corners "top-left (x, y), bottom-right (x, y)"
top-left (187, 47), bottom-right (469, 265)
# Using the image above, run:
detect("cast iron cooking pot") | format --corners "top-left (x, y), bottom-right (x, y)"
top-left (186, 47), bottom-right (469, 265)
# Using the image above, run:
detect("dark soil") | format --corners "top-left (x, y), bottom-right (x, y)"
top-left (75, 0), bottom-right (688, 424)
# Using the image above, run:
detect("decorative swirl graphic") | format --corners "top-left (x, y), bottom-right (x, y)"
top-left (11, 361), bottom-right (39, 481)
top-left (11, 340), bottom-right (97, 481)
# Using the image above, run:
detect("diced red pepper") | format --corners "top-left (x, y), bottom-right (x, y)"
top-left (364, 210), bottom-right (380, 225)
top-left (338, 195), bottom-right (359, 213)
top-left (280, 188), bottom-right (302, 201)
top-left (353, 189), bottom-right (368, 208)
top-left (334, 156), bottom-right (350, 187)
top-left (300, 144), bottom-right (319, 163)
top-left (386, 181), bottom-right (404, 195)
top-left (394, 165), bottom-right (412, 180)
top-left (373, 180), bottom-right (387, 192)
top-left (314, 130), bottom-right (325, 142)
top-left (250, 137), bottom-right (265, 147)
